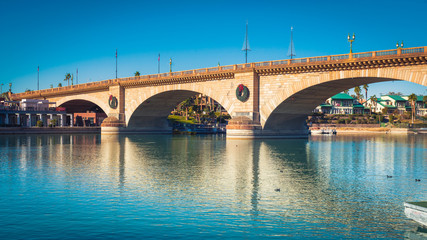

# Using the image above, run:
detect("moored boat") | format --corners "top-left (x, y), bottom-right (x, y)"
top-left (310, 128), bottom-right (337, 135)
top-left (404, 202), bottom-right (427, 227)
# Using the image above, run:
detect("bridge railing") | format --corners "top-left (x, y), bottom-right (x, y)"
top-left (11, 46), bottom-right (426, 99)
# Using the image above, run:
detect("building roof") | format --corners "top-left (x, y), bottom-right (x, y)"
top-left (385, 95), bottom-right (406, 101)
top-left (331, 93), bottom-right (354, 100)
top-left (319, 103), bottom-right (332, 107)
top-left (377, 102), bottom-right (397, 108)
top-left (353, 103), bottom-right (365, 108)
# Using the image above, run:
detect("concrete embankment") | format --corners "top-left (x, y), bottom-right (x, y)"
top-left (312, 127), bottom-right (425, 134)
top-left (0, 127), bottom-right (100, 134)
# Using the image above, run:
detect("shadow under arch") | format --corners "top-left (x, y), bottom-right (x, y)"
top-left (58, 99), bottom-right (106, 114)
top-left (127, 90), bottom-right (229, 131)
top-left (263, 77), bottom-right (425, 132)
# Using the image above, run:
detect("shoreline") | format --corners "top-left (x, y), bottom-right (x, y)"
top-left (1, 126), bottom-right (425, 135)
top-left (310, 127), bottom-right (426, 134)
top-left (0, 127), bottom-right (100, 134)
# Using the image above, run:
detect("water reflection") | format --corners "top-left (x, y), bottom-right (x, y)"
top-left (0, 134), bottom-right (425, 239)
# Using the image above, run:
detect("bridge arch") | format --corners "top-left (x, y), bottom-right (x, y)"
top-left (261, 65), bottom-right (427, 132)
top-left (55, 95), bottom-right (110, 115)
top-left (125, 85), bottom-right (232, 130)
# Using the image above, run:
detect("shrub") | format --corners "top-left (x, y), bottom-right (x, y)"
top-left (50, 119), bottom-right (57, 127)
top-left (36, 120), bottom-right (43, 127)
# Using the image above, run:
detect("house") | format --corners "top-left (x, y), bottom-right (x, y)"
top-left (315, 93), bottom-right (369, 114)
top-left (402, 95), bottom-right (427, 116)
top-left (366, 95), bottom-right (426, 116)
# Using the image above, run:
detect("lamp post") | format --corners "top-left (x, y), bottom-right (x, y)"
top-left (396, 41), bottom-right (404, 48)
top-left (9, 83), bottom-right (12, 92)
top-left (347, 33), bottom-right (355, 53)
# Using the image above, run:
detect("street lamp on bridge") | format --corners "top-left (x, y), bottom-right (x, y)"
top-left (348, 33), bottom-right (355, 53)
top-left (396, 41), bottom-right (404, 48)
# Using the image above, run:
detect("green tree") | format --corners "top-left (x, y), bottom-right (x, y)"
top-left (423, 95), bottom-right (427, 108)
top-left (64, 73), bottom-right (71, 86)
top-left (134, 71), bottom-right (140, 76)
top-left (58, 83), bottom-right (62, 87)
top-left (362, 84), bottom-right (369, 103)
top-left (354, 86), bottom-right (361, 101)
top-left (408, 93), bottom-right (417, 124)
top-left (369, 95), bottom-right (378, 115)
top-left (381, 107), bottom-right (389, 115)
top-left (343, 89), bottom-right (349, 94)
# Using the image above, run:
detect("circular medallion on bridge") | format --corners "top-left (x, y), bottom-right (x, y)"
top-left (109, 95), bottom-right (118, 109)
top-left (236, 84), bottom-right (250, 102)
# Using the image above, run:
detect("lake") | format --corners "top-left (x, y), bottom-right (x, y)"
top-left (0, 134), bottom-right (426, 239)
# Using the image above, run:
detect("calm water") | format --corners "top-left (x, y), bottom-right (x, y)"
top-left (0, 134), bottom-right (426, 239)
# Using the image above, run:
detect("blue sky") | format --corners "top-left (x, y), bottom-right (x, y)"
top-left (1, 0), bottom-right (426, 97)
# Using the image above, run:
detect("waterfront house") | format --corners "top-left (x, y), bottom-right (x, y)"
top-left (315, 93), bottom-right (369, 114)
top-left (367, 95), bottom-right (426, 116)
top-left (402, 95), bottom-right (427, 116)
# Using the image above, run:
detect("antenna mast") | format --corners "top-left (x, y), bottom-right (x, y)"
top-left (288, 26), bottom-right (296, 59)
top-left (242, 21), bottom-right (251, 63)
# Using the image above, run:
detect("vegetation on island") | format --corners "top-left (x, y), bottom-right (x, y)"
top-left (168, 94), bottom-right (230, 126)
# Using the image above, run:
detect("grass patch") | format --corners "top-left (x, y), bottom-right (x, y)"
top-left (168, 115), bottom-right (197, 124)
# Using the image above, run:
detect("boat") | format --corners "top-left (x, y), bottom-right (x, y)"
top-left (404, 202), bottom-right (427, 227)
top-left (310, 128), bottom-right (337, 135)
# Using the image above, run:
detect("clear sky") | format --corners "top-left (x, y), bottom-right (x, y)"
top-left (1, 0), bottom-right (426, 97)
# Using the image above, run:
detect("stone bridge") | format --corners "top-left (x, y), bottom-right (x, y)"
top-left (12, 47), bottom-right (427, 138)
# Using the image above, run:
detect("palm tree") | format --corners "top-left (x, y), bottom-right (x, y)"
top-left (408, 93), bottom-right (417, 124)
top-left (371, 95), bottom-right (378, 114)
top-left (366, 95), bottom-right (377, 114)
top-left (134, 71), bottom-right (140, 76)
top-left (64, 73), bottom-right (71, 86)
top-left (362, 84), bottom-right (369, 104)
top-left (354, 86), bottom-right (361, 101)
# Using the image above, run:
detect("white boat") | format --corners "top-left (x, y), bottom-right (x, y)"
top-left (404, 202), bottom-right (427, 227)
top-left (310, 128), bottom-right (337, 135)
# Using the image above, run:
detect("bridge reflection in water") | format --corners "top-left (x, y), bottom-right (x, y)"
top-left (0, 134), bottom-right (425, 238)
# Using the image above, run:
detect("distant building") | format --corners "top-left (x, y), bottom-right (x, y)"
top-left (74, 112), bottom-right (107, 126)
top-left (0, 99), bottom-right (73, 127)
top-left (315, 93), bottom-right (369, 114)
top-left (402, 95), bottom-right (427, 116)
top-left (366, 95), bottom-right (426, 116)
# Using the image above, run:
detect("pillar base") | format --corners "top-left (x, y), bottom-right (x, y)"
top-left (226, 116), bottom-right (309, 139)
top-left (101, 116), bottom-right (126, 135)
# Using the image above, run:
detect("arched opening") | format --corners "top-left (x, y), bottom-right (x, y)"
top-left (263, 77), bottom-right (426, 133)
top-left (59, 100), bottom-right (107, 126)
top-left (127, 90), bottom-right (230, 133)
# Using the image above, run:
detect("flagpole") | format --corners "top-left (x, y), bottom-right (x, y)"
top-left (158, 53), bottom-right (160, 73)
top-left (115, 49), bottom-right (118, 79)
top-left (245, 22), bottom-right (248, 63)
top-left (37, 66), bottom-right (39, 90)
